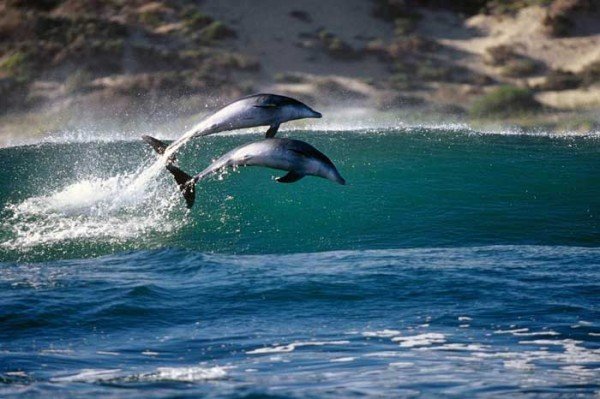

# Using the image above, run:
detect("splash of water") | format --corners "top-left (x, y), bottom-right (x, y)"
top-left (1, 163), bottom-right (185, 251)
top-left (0, 111), bottom-right (239, 254)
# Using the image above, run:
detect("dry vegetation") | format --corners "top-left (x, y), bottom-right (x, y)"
top-left (0, 0), bottom-right (256, 117)
top-left (0, 0), bottom-right (599, 139)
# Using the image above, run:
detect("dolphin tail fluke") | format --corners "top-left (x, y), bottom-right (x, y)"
top-left (142, 135), bottom-right (177, 163)
top-left (142, 135), bottom-right (167, 154)
top-left (166, 164), bottom-right (196, 209)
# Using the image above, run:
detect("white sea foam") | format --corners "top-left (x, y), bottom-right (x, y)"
top-left (494, 328), bottom-right (560, 337)
top-left (247, 340), bottom-right (350, 354)
top-left (5, 371), bottom-right (28, 377)
top-left (148, 366), bottom-right (228, 382)
top-left (96, 351), bottom-right (120, 356)
top-left (571, 320), bottom-right (594, 328)
top-left (391, 333), bottom-right (446, 348)
top-left (462, 337), bottom-right (600, 376)
top-left (504, 359), bottom-right (535, 370)
top-left (362, 329), bottom-right (401, 338)
top-left (40, 349), bottom-right (75, 355)
top-left (52, 369), bottom-right (122, 382)
top-left (51, 365), bottom-right (228, 383)
top-left (330, 357), bottom-right (355, 362)
top-left (364, 351), bottom-right (403, 358)
top-left (436, 343), bottom-right (490, 352)
top-left (494, 328), bottom-right (530, 334)
top-left (389, 362), bottom-right (414, 368)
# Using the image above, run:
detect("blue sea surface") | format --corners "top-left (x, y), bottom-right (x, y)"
top-left (1, 128), bottom-right (599, 397)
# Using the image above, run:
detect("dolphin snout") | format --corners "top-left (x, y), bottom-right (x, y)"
top-left (307, 108), bottom-right (322, 118)
top-left (330, 171), bottom-right (345, 185)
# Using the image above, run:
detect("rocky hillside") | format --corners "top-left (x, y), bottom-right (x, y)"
top-left (0, 0), bottom-right (599, 142)
top-left (0, 1), bottom-right (260, 122)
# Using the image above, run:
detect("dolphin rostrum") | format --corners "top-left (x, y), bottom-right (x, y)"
top-left (142, 93), bottom-right (322, 162)
top-left (165, 138), bottom-right (345, 208)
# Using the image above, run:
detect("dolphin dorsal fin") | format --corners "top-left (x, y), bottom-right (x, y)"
top-left (276, 171), bottom-right (304, 183)
top-left (265, 123), bottom-right (280, 138)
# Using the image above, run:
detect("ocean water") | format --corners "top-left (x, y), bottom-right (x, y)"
top-left (0, 128), bottom-right (598, 398)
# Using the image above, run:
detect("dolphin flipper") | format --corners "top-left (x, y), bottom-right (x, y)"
top-left (276, 171), bottom-right (304, 183)
top-left (265, 123), bottom-right (280, 138)
top-left (166, 164), bottom-right (196, 209)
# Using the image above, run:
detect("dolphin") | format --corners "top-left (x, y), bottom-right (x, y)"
top-left (165, 138), bottom-right (345, 208)
top-left (142, 93), bottom-right (322, 162)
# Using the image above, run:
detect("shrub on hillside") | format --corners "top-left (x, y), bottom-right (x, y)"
top-left (579, 60), bottom-right (600, 86)
top-left (316, 30), bottom-right (361, 60)
top-left (470, 85), bottom-right (541, 117)
top-left (542, 0), bottom-right (597, 37)
top-left (0, 51), bottom-right (32, 82)
top-left (182, 9), bottom-right (213, 29)
top-left (199, 21), bottom-right (236, 42)
top-left (485, 45), bottom-right (541, 77)
top-left (484, 45), bottom-right (517, 66)
top-left (539, 69), bottom-right (582, 90)
top-left (372, 0), bottom-right (419, 21)
top-left (501, 58), bottom-right (540, 77)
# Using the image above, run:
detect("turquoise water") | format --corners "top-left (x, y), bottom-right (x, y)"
top-left (1, 128), bottom-right (599, 397)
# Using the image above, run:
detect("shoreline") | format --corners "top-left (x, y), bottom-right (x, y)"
top-left (2, 106), bottom-right (597, 149)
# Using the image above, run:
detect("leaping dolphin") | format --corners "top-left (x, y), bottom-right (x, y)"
top-left (165, 138), bottom-right (345, 208)
top-left (142, 93), bottom-right (322, 162)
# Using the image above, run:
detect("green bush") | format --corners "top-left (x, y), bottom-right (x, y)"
top-left (0, 51), bottom-right (31, 82)
top-left (183, 9), bottom-right (213, 29)
top-left (199, 21), bottom-right (236, 42)
top-left (416, 61), bottom-right (452, 81)
top-left (470, 85), bottom-right (541, 118)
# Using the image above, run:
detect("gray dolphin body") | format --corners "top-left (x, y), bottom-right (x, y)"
top-left (166, 138), bottom-right (345, 208)
top-left (142, 94), bottom-right (322, 160)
